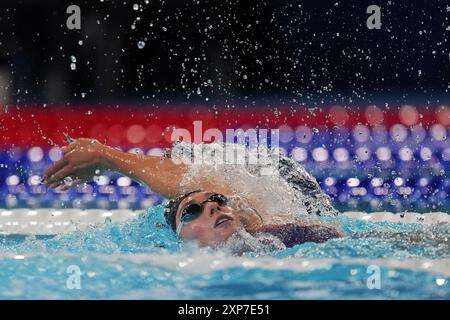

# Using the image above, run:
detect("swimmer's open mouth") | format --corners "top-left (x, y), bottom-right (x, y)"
top-left (215, 215), bottom-right (233, 228)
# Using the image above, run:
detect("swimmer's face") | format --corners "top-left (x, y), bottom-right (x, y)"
top-left (175, 191), bottom-right (245, 247)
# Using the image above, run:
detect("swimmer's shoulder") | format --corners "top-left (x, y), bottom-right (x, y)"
top-left (255, 221), bottom-right (344, 248)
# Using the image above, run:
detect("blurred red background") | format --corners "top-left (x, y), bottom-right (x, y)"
top-left (1, 105), bottom-right (448, 149)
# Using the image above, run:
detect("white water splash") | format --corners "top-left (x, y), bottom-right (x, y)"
top-left (169, 142), bottom-right (337, 221)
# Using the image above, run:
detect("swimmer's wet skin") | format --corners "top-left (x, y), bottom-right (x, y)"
top-left (164, 190), bottom-right (343, 248)
top-left (44, 138), bottom-right (343, 249)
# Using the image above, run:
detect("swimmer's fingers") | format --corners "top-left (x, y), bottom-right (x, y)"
top-left (48, 176), bottom-right (78, 189)
top-left (48, 180), bottom-right (64, 189)
top-left (45, 164), bottom-right (84, 185)
top-left (49, 177), bottom-right (84, 191)
top-left (57, 178), bottom-right (85, 191)
top-left (43, 158), bottom-right (69, 182)
top-left (45, 164), bottom-right (71, 184)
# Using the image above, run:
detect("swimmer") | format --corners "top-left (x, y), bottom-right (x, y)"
top-left (43, 138), bottom-right (343, 248)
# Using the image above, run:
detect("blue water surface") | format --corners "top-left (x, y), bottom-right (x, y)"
top-left (0, 206), bottom-right (448, 299)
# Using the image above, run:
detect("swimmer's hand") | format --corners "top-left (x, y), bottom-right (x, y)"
top-left (43, 138), bottom-right (108, 191)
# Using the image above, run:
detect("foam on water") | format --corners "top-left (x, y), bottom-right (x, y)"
top-left (1, 207), bottom-right (448, 259)
top-left (0, 207), bottom-right (449, 299)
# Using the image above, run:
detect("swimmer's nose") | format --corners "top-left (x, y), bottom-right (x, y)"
top-left (204, 202), bottom-right (232, 217)
top-left (202, 201), bottom-right (219, 217)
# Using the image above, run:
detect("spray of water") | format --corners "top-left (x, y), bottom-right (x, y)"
top-left (170, 142), bottom-right (338, 220)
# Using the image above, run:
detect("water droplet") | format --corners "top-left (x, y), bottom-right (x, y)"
top-left (70, 63), bottom-right (76, 70)
top-left (70, 55), bottom-right (77, 63)
top-left (137, 41), bottom-right (145, 49)
top-left (95, 169), bottom-right (101, 175)
top-left (31, 176), bottom-right (42, 185)
top-left (78, 40), bottom-right (83, 45)
top-left (64, 176), bottom-right (73, 186)
top-left (133, 3), bottom-right (139, 10)
top-left (81, 92), bottom-right (86, 98)
top-left (73, 199), bottom-right (82, 208)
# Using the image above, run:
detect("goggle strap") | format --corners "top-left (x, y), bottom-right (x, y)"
top-left (176, 221), bottom-right (184, 236)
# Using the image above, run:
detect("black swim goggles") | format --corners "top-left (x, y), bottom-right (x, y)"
top-left (176, 193), bottom-right (228, 236)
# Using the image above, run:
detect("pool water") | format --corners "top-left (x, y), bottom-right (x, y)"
top-left (0, 207), bottom-right (448, 299)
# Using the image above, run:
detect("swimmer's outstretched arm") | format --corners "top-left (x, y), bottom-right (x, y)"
top-left (43, 138), bottom-right (232, 198)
